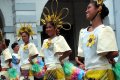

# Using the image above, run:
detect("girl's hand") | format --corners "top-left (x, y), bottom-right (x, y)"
top-left (7, 59), bottom-right (12, 68)
top-left (17, 60), bottom-right (20, 64)
top-left (8, 63), bottom-right (12, 68)
top-left (79, 64), bottom-right (85, 70)
top-left (28, 58), bottom-right (34, 65)
top-left (108, 58), bottom-right (116, 65)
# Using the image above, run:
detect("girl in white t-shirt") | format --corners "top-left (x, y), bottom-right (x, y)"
top-left (40, 0), bottom-right (72, 79)
top-left (11, 42), bottom-right (20, 77)
top-left (78, 0), bottom-right (118, 80)
top-left (40, 21), bottom-right (72, 80)
top-left (0, 39), bottom-right (12, 80)
top-left (17, 24), bottom-right (38, 80)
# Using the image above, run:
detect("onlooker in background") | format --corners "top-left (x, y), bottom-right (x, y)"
top-left (11, 42), bottom-right (20, 77)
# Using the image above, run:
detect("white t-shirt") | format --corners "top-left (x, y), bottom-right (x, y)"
top-left (19, 43), bottom-right (38, 69)
top-left (12, 53), bottom-right (20, 60)
top-left (78, 24), bottom-right (118, 70)
top-left (40, 35), bottom-right (71, 69)
top-left (12, 53), bottom-right (20, 75)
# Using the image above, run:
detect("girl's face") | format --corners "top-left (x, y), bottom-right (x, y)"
top-left (21, 32), bottom-right (29, 43)
top-left (45, 23), bottom-right (57, 37)
top-left (86, 3), bottom-right (98, 20)
top-left (13, 45), bottom-right (19, 52)
top-left (1, 42), bottom-right (6, 50)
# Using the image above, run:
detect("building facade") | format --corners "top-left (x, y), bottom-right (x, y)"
top-left (0, 0), bottom-right (120, 60)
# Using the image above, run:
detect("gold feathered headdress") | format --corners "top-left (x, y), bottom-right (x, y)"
top-left (92, 0), bottom-right (105, 14)
top-left (41, 0), bottom-right (71, 30)
top-left (92, 0), bottom-right (104, 5)
top-left (17, 23), bottom-right (35, 37)
top-left (96, 0), bottom-right (103, 5)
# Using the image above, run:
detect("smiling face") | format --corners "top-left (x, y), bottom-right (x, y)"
top-left (86, 3), bottom-right (99, 20)
top-left (45, 22), bottom-right (57, 38)
top-left (21, 32), bottom-right (30, 44)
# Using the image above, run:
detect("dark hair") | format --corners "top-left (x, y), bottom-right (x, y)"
top-left (90, 1), bottom-right (109, 20)
top-left (5, 39), bottom-right (10, 47)
top-left (11, 42), bottom-right (18, 49)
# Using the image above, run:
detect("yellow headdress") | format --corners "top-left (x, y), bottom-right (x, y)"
top-left (17, 23), bottom-right (35, 38)
top-left (96, 0), bottom-right (103, 5)
top-left (93, 0), bottom-right (105, 14)
top-left (41, 0), bottom-right (71, 30)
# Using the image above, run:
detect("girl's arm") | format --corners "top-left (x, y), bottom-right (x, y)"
top-left (29, 54), bottom-right (38, 64)
top-left (105, 51), bottom-right (118, 65)
top-left (29, 43), bottom-right (39, 64)
top-left (59, 50), bottom-right (72, 62)
top-left (5, 59), bottom-right (12, 68)
top-left (75, 57), bottom-right (84, 65)
top-left (75, 56), bottom-right (85, 70)
top-left (106, 51), bottom-right (119, 59)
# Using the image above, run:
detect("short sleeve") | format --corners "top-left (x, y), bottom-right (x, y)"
top-left (97, 26), bottom-right (118, 54)
top-left (78, 29), bottom-right (84, 57)
top-left (18, 53), bottom-right (20, 59)
top-left (16, 53), bottom-right (20, 60)
top-left (2, 48), bottom-right (12, 61)
top-left (29, 43), bottom-right (39, 57)
top-left (54, 35), bottom-right (71, 53)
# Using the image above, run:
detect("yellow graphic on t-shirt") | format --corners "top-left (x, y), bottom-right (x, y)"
top-left (87, 34), bottom-right (95, 47)
top-left (44, 39), bottom-right (52, 49)
top-left (23, 44), bottom-right (28, 50)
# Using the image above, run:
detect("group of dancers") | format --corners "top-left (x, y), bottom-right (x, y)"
top-left (0, 0), bottom-right (119, 80)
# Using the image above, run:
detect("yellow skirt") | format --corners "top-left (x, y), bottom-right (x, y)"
top-left (44, 68), bottom-right (65, 80)
top-left (84, 69), bottom-right (115, 80)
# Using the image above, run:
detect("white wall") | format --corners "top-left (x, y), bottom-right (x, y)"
top-left (0, 0), bottom-right (49, 51)
top-left (104, 0), bottom-right (115, 29)
top-left (0, 0), bottom-right (13, 26)
top-left (13, 0), bottom-right (48, 50)
top-left (0, 0), bottom-right (15, 51)
top-left (35, 0), bottom-right (48, 50)
top-left (36, 0), bottom-right (48, 25)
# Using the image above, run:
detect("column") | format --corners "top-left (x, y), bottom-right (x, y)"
top-left (104, 0), bottom-right (115, 30)
top-left (114, 0), bottom-right (120, 62)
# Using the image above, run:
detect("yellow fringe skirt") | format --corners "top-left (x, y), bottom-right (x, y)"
top-left (44, 68), bottom-right (65, 80)
top-left (84, 69), bottom-right (115, 80)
